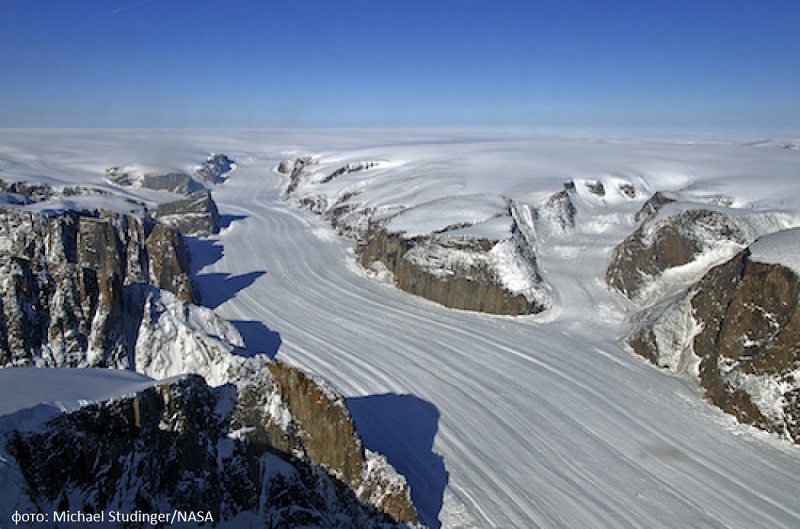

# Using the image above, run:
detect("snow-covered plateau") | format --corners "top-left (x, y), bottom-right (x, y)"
top-left (2, 129), bottom-right (800, 528)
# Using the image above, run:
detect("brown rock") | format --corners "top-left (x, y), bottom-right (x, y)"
top-left (359, 227), bottom-right (543, 315)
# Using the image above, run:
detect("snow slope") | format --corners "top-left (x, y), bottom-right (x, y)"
top-left (0, 367), bottom-right (154, 417)
top-left (1, 130), bottom-right (800, 528)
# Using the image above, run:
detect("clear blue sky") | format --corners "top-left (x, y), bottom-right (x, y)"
top-left (2, 0), bottom-right (799, 132)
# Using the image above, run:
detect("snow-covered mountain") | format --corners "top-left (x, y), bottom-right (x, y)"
top-left (2, 130), bottom-right (800, 528)
top-left (0, 152), bottom-right (419, 527)
top-left (280, 140), bottom-right (800, 449)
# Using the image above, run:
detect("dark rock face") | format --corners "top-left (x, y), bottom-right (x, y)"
top-left (280, 155), bottom-right (551, 316)
top-left (607, 206), bottom-right (760, 303)
top-left (358, 227), bottom-right (545, 315)
top-left (628, 246), bottom-right (800, 442)
top-left (7, 374), bottom-right (417, 527)
top-left (194, 153), bottom-right (235, 186)
top-left (615, 193), bottom-right (800, 441)
top-left (693, 252), bottom-right (800, 440)
top-left (0, 207), bottom-right (196, 367)
top-left (267, 361), bottom-right (419, 524)
top-left (155, 190), bottom-right (221, 236)
top-left (107, 154), bottom-right (235, 196)
top-left (144, 224), bottom-right (196, 302)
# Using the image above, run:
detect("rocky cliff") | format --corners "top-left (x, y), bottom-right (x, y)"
top-left (0, 201), bottom-right (421, 525)
top-left (155, 189), bottom-right (221, 237)
top-left (627, 230), bottom-right (800, 442)
top-left (280, 156), bottom-right (553, 315)
top-left (607, 198), bottom-right (791, 305)
top-left (0, 206), bottom-right (196, 368)
top-left (5, 372), bottom-right (417, 527)
top-left (358, 225), bottom-right (547, 315)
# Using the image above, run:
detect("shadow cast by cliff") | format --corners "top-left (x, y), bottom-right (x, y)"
top-left (184, 232), bottom-right (281, 359)
top-left (185, 237), bottom-right (225, 274)
top-left (191, 271), bottom-right (266, 310)
top-left (218, 214), bottom-right (247, 230)
top-left (347, 393), bottom-right (448, 528)
top-left (230, 320), bottom-right (281, 359)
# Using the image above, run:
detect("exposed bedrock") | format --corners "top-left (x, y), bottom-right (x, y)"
top-left (607, 201), bottom-right (790, 304)
top-left (279, 155), bottom-right (555, 316)
top-left (0, 206), bottom-right (196, 367)
top-left (6, 372), bottom-right (419, 527)
top-left (266, 361), bottom-right (419, 524)
top-left (155, 189), bottom-right (221, 237)
top-left (628, 244), bottom-right (800, 442)
top-left (106, 154), bottom-right (235, 195)
top-left (358, 227), bottom-right (546, 315)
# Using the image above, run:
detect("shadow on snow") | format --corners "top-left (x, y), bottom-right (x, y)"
top-left (218, 213), bottom-right (247, 230)
top-left (347, 393), bottom-right (448, 528)
top-left (229, 319), bottom-right (282, 359)
top-left (193, 271), bottom-right (266, 310)
top-left (185, 234), bottom-right (281, 359)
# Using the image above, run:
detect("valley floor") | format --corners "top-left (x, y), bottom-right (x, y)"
top-left (198, 146), bottom-right (800, 528)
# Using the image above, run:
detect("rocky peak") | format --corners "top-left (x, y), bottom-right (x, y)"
top-left (0, 206), bottom-right (196, 368)
top-left (5, 372), bottom-right (419, 526)
top-left (155, 189), bottom-right (221, 237)
top-left (628, 239), bottom-right (800, 442)
top-left (537, 181), bottom-right (578, 236)
top-left (193, 153), bottom-right (235, 186)
top-left (278, 155), bottom-right (317, 196)
top-left (606, 198), bottom-right (789, 305)
top-left (633, 191), bottom-right (678, 223)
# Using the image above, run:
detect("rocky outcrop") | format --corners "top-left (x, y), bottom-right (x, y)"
top-left (628, 236), bottom-right (800, 442)
top-left (358, 224), bottom-right (549, 316)
top-left (155, 189), bottom-right (221, 236)
top-left (606, 200), bottom-right (789, 304)
top-left (266, 361), bottom-right (419, 524)
top-left (144, 224), bottom-right (196, 302)
top-left (633, 191), bottom-right (677, 223)
top-left (0, 178), bottom-right (141, 210)
top-left (194, 153), bottom-right (235, 186)
top-left (280, 155), bottom-right (552, 315)
top-left (0, 206), bottom-right (196, 368)
top-left (5, 373), bottom-right (418, 527)
top-left (278, 155), bottom-right (317, 196)
top-left (537, 181), bottom-right (578, 236)
top-left (322, 161), bottom-right (379, 184)
top-left (614, 192), bottom-right (800, 441)
top-left (106, 166), bottom-right (201, 195)
top-left (0, 201), bottom-right (421, 526)
top-left (107, 154), bottom-right (235, 196)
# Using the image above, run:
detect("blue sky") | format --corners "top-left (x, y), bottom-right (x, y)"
top-left (1, 0), bottom-right (799, 132)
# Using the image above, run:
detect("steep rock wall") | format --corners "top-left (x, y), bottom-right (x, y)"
top-left (6, 374), bottom-right (417, 527)
top-left (607, 204), bottom-right (787, 304)
top-left (628, 247), bottom-right (800, 442)
top-left (0, 207), bottom-right (196, 367)
top-left (358, 227), bottom-right (543, 315)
